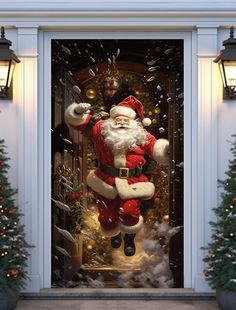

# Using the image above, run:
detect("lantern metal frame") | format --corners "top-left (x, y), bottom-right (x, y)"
top-left (0, 26), bottom-right (20, 100)
top-left (214, 27), bottom-right (236, 100)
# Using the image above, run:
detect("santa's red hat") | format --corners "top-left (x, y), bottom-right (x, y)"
top-left (110, 95), bottom-right (152, 126)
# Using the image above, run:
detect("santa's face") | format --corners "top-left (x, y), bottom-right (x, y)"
top-left (101, 117), bottom-right (147, 154)
top-left (114, 116), bottom-right (130, 127)
top-left (110, 116), bottom-right (132, 134)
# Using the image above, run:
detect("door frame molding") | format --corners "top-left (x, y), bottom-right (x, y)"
top-left (39, 30), bottom-right (194, 289)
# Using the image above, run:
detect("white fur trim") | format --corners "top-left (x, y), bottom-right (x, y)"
top-left (65, 103), bottom-right (89, 127)
top-left (119, 216), bottom-right (144, 233)
top-left (87, 170), bottom-right (118, 199)
top-left (153, 139), bottom-right (169, 163)
top-left (115, 178), bottom-right (155, 200)
top-left (110, 106), bottom-right (136, 119)
top-left (113, 153), bottom-right (126, 168)
top-left (100, 225), bottom-right (120, 237)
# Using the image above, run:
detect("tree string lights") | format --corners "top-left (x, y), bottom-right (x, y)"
top-left (0, 139), bottom-right (30, 291)
top-left (203, 135), bottom-right (236, 291)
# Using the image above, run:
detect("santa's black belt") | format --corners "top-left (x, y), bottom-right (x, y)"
top-left (98, 162), bottom-right (143, 179)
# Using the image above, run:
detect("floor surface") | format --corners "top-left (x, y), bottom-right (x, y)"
top-left (16, 299), bottom-right (219, 310)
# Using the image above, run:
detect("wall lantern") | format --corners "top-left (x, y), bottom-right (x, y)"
top-left (214, 27), bottom-right (236, 99)
top-left (0, 26), bottom-right (20, 100)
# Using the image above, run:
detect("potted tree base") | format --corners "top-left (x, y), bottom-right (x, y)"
top-left (0, 287), bottom-right (19, 310)
top-left (216, 289), bottom-right (236, 310)
top-left (203, 136), bottom-right (236, 310)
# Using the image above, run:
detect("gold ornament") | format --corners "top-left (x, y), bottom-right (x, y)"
top-left (162, 214), bottom-right (169, 222)
top-left (86, 88), bottom-right (96, 99)
top-left (154, 108), bottom-right (161, 114)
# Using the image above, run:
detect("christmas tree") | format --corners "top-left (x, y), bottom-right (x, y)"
top-left (203, 136), bottom-right (236, 291)
top-left (0, 139), bottom-right (29, 292)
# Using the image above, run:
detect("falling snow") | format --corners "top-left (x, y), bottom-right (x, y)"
top-left (113, 222), bottom-right (181, 288)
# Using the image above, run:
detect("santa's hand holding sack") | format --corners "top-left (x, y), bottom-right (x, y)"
top-left (65, 96), bottom-right (169, 256)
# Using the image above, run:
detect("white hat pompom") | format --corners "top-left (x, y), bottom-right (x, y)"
top-left (142, 117), bottom-right (152, 127)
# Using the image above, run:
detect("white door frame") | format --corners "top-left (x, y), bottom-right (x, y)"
top-left (39, 30), bottom-right (195, 289)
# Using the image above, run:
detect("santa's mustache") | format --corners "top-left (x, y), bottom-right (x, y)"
top-left (110, 123), bottom-right (131, 129)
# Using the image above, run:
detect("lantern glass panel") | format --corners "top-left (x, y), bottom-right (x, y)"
top-left (7, 61), bottom-right (15, 88)
top-left (0, 60), bottom-right (10, 87)
top-left (223, 60), bottom-right (236, 87)
top-left (218, 61), bottom-right (227, 87)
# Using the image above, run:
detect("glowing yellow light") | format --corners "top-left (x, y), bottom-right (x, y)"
top-left (225, 65), bottom-right (236, 86)
top-left (0, 63), bottom-right (9, 87)
top-left (87, 244), bottom-right (93, 250)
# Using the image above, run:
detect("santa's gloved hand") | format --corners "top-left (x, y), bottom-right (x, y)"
top-left (153, 139), bottom-right (170, 164)
top-left (74, 102), bottom-right (91, 115)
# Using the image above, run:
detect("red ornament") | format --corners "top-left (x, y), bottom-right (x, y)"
top-left (66, 190), bottom-right (83, 203)
top-left (0, 196), bottom-right (3, 200)
top-left (103, 76), bottom-right (119, 97)
top-left (231, 197), bottom-right (236, 205)
top-left (9, 268), bottom-right (19, 278)
top-left (8, 208), bottom-right (14, 215)
top-left (82, 255), bottom-right (90, 264)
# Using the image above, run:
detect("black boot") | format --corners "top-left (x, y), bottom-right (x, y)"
top-left (124, 233), bottom-right (136, 256)
top-left (111, 233), bottom-right (122, 248)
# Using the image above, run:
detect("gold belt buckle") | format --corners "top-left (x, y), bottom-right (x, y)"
top-left (119, 167), bottom-right (129, 179)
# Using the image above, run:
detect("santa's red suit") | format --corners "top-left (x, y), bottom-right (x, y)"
top-left (65, 96), bottom-right (169, 237)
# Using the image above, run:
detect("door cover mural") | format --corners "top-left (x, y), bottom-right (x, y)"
top-left (51, 39), bottom-right (183, 288)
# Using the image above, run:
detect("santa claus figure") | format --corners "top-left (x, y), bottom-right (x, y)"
top-left (65, 96), bottom-right (169, 256)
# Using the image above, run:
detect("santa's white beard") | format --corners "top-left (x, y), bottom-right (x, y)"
top-left (101, 118), bottom-right (147, 154)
